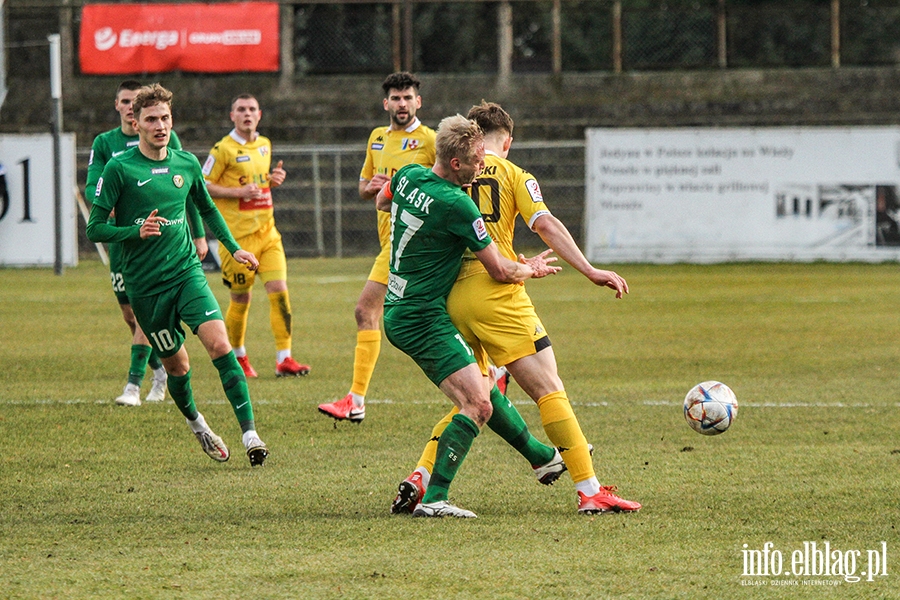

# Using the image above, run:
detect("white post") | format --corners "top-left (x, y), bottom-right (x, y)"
top-left (48, 33), bottom-right (64, 275)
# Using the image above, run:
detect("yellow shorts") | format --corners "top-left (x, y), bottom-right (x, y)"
top-left (446, 271), bottom-right (549, 369)
top-left (367, 242), bottom-right (390, 285)
top-left (219, 223), bottom-right (287, 293)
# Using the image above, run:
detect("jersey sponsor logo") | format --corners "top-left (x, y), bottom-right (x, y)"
top-left (95, 177), bottom-right (104, 196)
top-left (151, 167), bottom-right (169, 174)
top-left (173, 175), bottom-right (185, 188)
top-left (473, 217), bottom-right (488, 241)
top-left (236, 155), bottom-right (251, 162)
top-left (525, 179), bottom-right (543, 202)
top-left (126, 140), bottom-right (139, 147)
top-left (88, 149), bottom-right (95, 165)
top-left (401, 138), bottom-right (420, 150)
top-left (387, 273), bottom-right (408, 299)
top-left (202, 154), bottom-right (215, 176)
top-left (137, 179), bottom-right (152, 187)
top-left (371, 143), bottom-right (384, 151)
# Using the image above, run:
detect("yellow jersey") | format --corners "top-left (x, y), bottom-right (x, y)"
top-left (203, 130), bottom-right (276, 239)
top-left (458, 150), bottom-right (551, 279)
top-left (360, 118), bottom-right (436, 246)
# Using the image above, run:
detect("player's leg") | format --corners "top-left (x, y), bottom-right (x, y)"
top-left (181, 272), bottom-right (268, 467)
top-left (506, 348), bottom-right (641, 514)
top-left (384, 304), bottom-right (485, 518)
top-left (259, 229), bottom-right (310, 377)
top-left (318, 270), bottom-right (387, 422)
top-left (130, 290), bottom-right (229, 463)
top-left (130, 315), bottom-right (167, 402)
top-left (391, 379), bottom-right (561, 515)
top-left (219, 240), bottom-right (258, 378)
top-left (110, 240), bottom-right (149, 406)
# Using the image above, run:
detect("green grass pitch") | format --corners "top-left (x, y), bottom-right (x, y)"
top-left (1, 258), bottom-right (898, 599)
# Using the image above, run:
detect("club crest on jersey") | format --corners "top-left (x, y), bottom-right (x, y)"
top-left (402, 139), bottom-right (420, 150)
top-left (525, 179), bottom-right (543, 202)
top-left (172, 175), bottom-right (185, 188)
top-left (202, 155), bottom-right (215, 175)
top-left (258, 146), bottom-right (269, 157)
top-left (472, 217), bottom-right (488, 241)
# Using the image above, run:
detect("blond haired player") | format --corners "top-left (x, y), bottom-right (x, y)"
top-left (392, 102), bottom-right (641, 515)
top-left (318, 72), bottom-right (436, 422)
top-left (203, 94), bottom-right (310, 378)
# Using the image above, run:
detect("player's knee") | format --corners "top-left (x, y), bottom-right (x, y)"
top-left (471, 398), bottom-right (493, 427)
top-left (355, 303), bottom-right (381, 329)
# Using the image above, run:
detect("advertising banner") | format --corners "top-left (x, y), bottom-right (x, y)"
top-left (79, 2), bottom-right (279, 74)
top-left (585, 127), bottom-right (900, 263)
top-left (0, 134), bottom-right (78, 267)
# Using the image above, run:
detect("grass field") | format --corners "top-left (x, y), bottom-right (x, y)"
top-left (1, 258), bottom-right (899, 599)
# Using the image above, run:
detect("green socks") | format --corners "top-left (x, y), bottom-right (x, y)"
top-left (212, 352), bottom-right (255, 433)
top-left (421, 413), bottom-right (480, 504)
top-left (147, 350), bottom-right (163, 371)
top-left (167, 370), bottom-right (198, 421)
top-left (127, 344), bottom-right (151, 386)
top-left (486, 385), bottom-right (556, 467)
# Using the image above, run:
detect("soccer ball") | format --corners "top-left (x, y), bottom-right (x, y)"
top-left (683, 381), bottom-right (738, 435)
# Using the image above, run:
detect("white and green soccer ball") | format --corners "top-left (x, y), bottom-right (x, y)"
top-left (683, 381), bottom-right (738, 435)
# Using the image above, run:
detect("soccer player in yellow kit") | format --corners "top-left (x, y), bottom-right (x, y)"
top-left (203, 94), bottom-right (311, 378)
top-left (393, 102), bottom-right (642, 514)
top-left (318, 72), bottom-right (435, 422)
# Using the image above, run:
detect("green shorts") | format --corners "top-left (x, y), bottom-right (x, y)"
top-left (108, 242), bottom-right (129, 304)
top-left (129, 269), bottom-right (223, 358)
top-left (384, 300), bottom-right (476, 387)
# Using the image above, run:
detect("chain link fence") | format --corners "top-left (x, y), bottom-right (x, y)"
top-left (76, 140), bottom-right (587, 259)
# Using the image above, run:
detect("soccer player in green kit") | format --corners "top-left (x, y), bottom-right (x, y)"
top-left (375, 115), bottom-right (560, 517)
top-left (86, 79), bottom-right (207, 407)
top-left (87, 84), bottom-right (268, 467)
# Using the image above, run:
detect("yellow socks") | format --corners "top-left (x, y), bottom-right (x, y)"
top-left (351, 329), bottom-right (381, 396)
top-left (536, 390), bottom-right (594, 484)
top-left (268, 290), bottom-right (292, 351)
top-left (416, 407), bottom-right (457, 473)
top-left (225, 300), bottom-right (250, 350)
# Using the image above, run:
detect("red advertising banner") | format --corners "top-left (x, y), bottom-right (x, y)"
top-left (79, 3), bottom-right (280, 74)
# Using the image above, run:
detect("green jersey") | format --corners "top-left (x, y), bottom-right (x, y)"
top-left (383, 163), bottom-right (492, 307)
top-left (86, 147), bottom-right (240, 298)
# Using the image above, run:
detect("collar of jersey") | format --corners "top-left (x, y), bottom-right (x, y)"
top-left (388, 117), bottom-right (422, 134)
top-left (229, 129), bottom-right (259, 145)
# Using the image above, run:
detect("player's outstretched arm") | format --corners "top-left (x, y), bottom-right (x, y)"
top-left (475, 243), bottom-right (560, 284)
top-left (533, 213), bottom-right (628, 298)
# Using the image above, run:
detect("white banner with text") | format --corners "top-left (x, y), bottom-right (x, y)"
top-left (0, 134), bottom-right (78, 266)
top-left (585, 127), bottom-right (900, 263)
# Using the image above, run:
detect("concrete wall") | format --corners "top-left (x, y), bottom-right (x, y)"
top-left (4, 67), bottom-right (900, 148)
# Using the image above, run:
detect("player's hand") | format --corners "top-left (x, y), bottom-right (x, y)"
top-left (519, 249), bottom-right (561, 279)
top-left (365, 173), bottom-right (390, 197)
top-left (193, 236), bottom-right (208, 260)
top-left (242, 183), bottom-right (264, 199)
top-left (591, 269), bottom-right (629, 299)
top-left (234, 249), bottom-right (259, 271)
top-left (269, 160), bottom-right (286, 187)
top-left (139, 209), bottom-right (165, 239)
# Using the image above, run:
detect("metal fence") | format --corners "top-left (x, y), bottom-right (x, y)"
top-left (9, 1), bottom-right (900, 81)
top-left (76, 140), bottom-right (587, 259)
